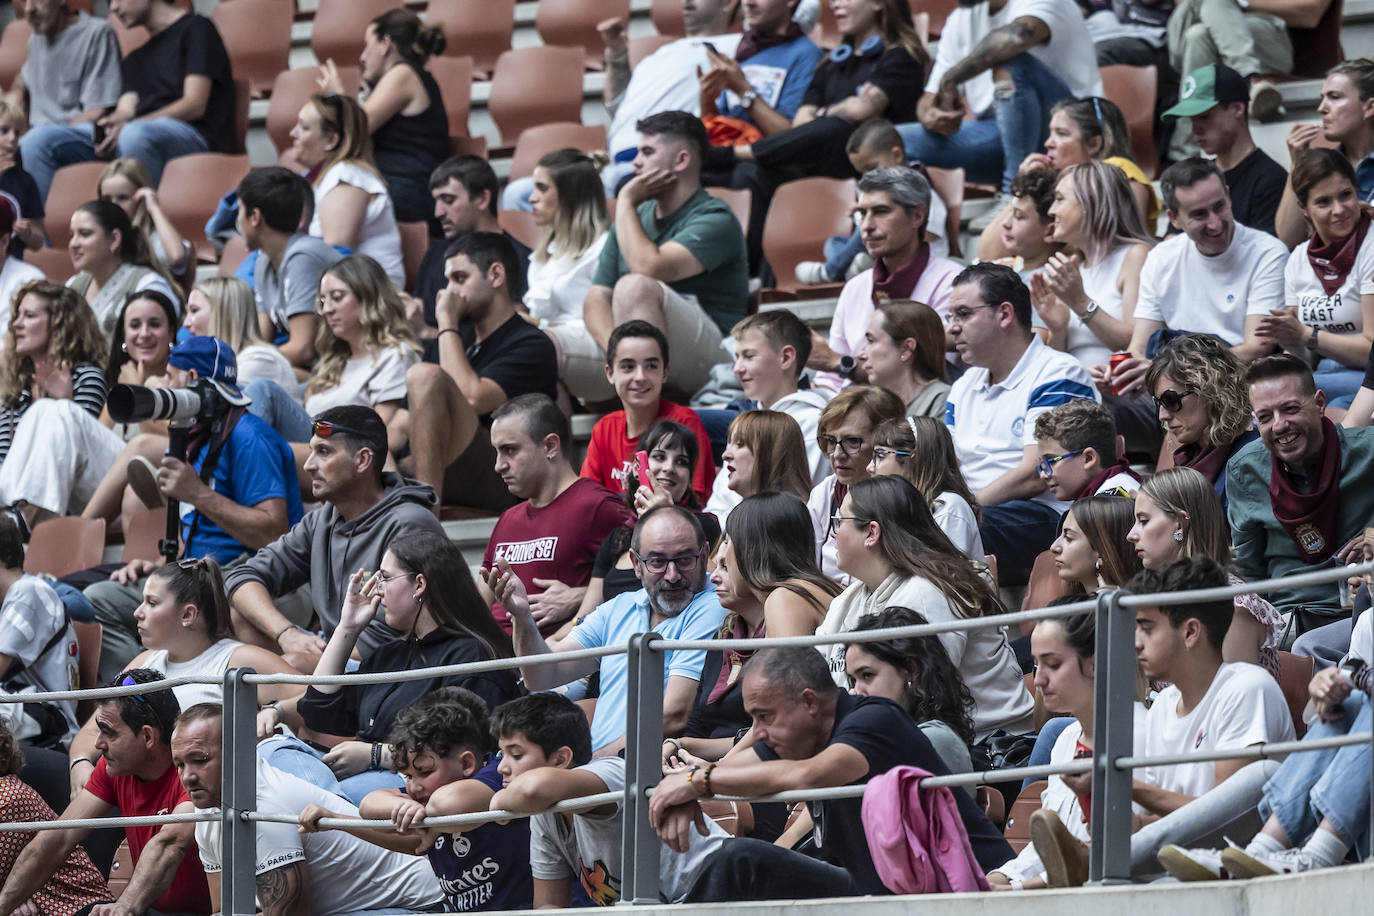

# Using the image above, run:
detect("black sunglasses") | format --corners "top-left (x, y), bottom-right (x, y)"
top-left (1152, 389), bottom-right (1197, 413)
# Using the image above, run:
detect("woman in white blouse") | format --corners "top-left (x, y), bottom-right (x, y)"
top-left (525, 148), bottom-right (612, 403)
top-left (289, 93), bottom-right (405, 288)
top-left (868, 415), bottom-right (984, 559)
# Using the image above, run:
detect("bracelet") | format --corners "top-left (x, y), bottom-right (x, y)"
top-left (664, 738), bottom-right (681, 755)
top-left (437, 327), bottom-right (461, 339)
top-left (273, 624), bottom-right (295, 643)
top-left (701, 762), bottom-right (716, 798)
top-left (259, 700), bottom-right (283, 714)
top-left (370, 743), bottom-right (383, 769)
top-left (70, 757), bottom-right (93, 771)
top-left (1009, 877), bottom-right (1024, 891)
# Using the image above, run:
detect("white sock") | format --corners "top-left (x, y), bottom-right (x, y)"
top-left (1302, 828), bottom-right (1349, 868)
top-left (1247, 833), bottom-right (1285, 856)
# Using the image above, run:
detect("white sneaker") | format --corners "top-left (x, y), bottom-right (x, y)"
top-left (1157, 844), bottom-right (1228, 881)
top-left (1221, 845), bottom-right (1322, 878)
top-left (844, 252), bottom-right (873, 280)
top-left (794, 261), bottom-right (833, 285)
top-left (968, 192), bottom-right (1013, 233)
top-left (1250, 80), bottom-right (1286, 123)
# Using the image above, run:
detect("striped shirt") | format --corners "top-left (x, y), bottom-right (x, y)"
top-left (0, 362), bottom-right (107, 462)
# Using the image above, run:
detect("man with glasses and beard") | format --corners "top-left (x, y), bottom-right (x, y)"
top-left (484, 505), bottom-right (725, 757)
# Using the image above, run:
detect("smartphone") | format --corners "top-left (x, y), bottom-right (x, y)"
top-left (93, 121), bottom-right (108, 146)
top-left (702, 41), bottom-right (720, 55)
top-left (636, 450), bottom-right (653, 490)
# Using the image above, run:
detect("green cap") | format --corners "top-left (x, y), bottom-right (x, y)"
top-left (1163, 64), bottom-right (1250, 119)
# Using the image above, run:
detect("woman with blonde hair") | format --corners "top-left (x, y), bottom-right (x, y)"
top-left (712, 409), bottom-right (811, 524)
top-left (526, 148), bottom-right (613, 403)
top-left (869, 414), bottom-right (982, 557)
top-left (245, 254), bottom-right (420, 445)
top-left (97, 157), bottom-right (191, 280)
top-left (288, 93), bottom-right (404, 287)
top-left (1128, 466), bottom-right (1283, 676)
top-left (183, 277), bottom-right (297, 392)
top-left (856, 299), bottom-right (950, 418)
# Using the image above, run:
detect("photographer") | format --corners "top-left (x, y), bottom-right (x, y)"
top-left (82, 337), bottom-right (303, 681)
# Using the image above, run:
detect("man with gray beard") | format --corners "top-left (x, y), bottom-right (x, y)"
top-left (483, 505), bottom-right (725, 756)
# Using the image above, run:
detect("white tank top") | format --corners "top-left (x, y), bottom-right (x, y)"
top-left (143, 638), bottom-right (243, 711)
top-left (1066, 243), bottom-right (1132, 369)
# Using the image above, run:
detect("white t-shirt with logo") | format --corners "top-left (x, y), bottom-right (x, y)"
top-left (1284, 229), bottom-right (1374, 335)
top-left (1135, 223), bottom-right (1288, 343)
top-left (1140, 662), bottom-right (1294, 800)
top-left (196, 757), bottom-right (443, 916)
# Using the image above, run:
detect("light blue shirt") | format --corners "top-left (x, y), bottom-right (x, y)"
top-left (568, 586), bottom-right (726, 752)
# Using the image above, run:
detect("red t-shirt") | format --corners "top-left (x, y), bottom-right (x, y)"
top-left (84, 757), bottom-right (212, 915)
top-left (0, 775), bottom-right (111, 915)
top-left (579, 401), bottom-right (715, 505)
top-left (483, 478), bottom-right (633, 635)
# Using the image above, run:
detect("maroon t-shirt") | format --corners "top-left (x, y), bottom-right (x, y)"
top-left (483, 478), bottom-right (633, 635)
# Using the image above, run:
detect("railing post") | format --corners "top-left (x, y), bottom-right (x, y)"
top-left (1089, 589), bottom-right (1134, 884)
top-left (622, 632), bottom-right (664, 905)
top-left (221, 667), bottom-right (257, 916)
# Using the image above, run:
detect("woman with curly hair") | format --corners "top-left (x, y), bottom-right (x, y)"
top-left (869, 415), bottom-right (983, 558)
top-left (245, 254), bottom-right (420, 450)
top-left (1145, 333), bottom-right (1256, 509)
top-left (0, 280), bottom-right (123, 520)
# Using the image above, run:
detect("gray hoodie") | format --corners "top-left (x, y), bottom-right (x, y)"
top-left (223, 473), bottom-right (445, 659)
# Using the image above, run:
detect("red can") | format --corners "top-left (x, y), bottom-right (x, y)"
top-left (1109, 351), bottom-right (1130, 396)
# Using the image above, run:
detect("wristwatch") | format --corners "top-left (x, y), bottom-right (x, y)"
top-left (1080, 300), bottom-right (1100, 324)
top-left (837, 355), bottom-right (857, 378)
top-left (740, 89), bottom-right (759, 108)
top-left (1308, 326), bottom-right (1320, 350)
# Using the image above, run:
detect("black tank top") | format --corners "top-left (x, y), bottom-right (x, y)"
top-left (373, 64), bottom-right (451, 223)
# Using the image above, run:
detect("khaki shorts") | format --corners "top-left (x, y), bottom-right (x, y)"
top-left (546, 322), bottom-right (614, 404)
top-left (657, 282), bottom-right (726, 396)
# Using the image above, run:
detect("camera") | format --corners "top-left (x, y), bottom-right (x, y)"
top-left (107, 379), bottom-right (235, 426)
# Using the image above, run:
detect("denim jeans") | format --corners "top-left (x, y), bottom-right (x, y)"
top-left (258, 735), bottom-right (404, 807)
top-left (823, 230), bottom-right (866, 279)
top-left (1311, 359), bottom-right (1364, 409)
top-left (21, 117), bottom-right (209, 201)
top-left (244, 377), bottom-right (312, 442)
top-left (1260, 691), bottom-right (1371, 858)
top-left (896, 115), bottom-right (1005, 190)
top-left (991, 53), bottom-right (1074, 192)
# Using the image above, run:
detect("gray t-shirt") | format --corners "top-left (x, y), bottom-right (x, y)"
top-left (529, 756), bottom-right (727, 904)
top-left (253, 233), bottom-right (343, 338)
top-left (0, 575), bottom-right (77, 743)
top-left (21, 13), bottom-right (123, 127)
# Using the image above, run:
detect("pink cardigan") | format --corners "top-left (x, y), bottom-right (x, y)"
top-left (861, 765), bottom-right (991, 894)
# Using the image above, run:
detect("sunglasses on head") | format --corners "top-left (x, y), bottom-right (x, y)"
top-left (311, 419), bottom-right (370, 440)
top-left (1152, 389), bottom-right (1197, 413)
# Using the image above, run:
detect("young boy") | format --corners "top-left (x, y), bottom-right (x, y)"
top-left (703, 310), bottom-right (830, 518)
top-left (998, 168), bottom-right (1060, 281)
top-left (489, 692), bottom-right (727, 907)
top-left (298, 688), bottom-right (533, 913)
top-left (0, 101), bottom-right (45, 259)
top-left (795, 118), bottom-right (949, 284)
top-left (579, 320), bottom-right (714, 504)
top-left (1033, 399), bottom-right (1139, 501)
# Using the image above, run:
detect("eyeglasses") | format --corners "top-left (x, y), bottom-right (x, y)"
top-left (1152, 389), bottom-right (1197, 413)
top-left (818, 435), bottom-right (865, 456)
top-left (1036, 449), bottom-right (1085, 479)
top-left (828, 513), bottom-right (869, 538)
top-left (374, 571), bottom-right (415, 584)
top-left (630, 550), bottom-right (703, 574)
top-left (311, 419), bottom-right (370, 440)
top-left (870, 446), bottom-right (911, 463)
top-left (948, 304), bottom-right (1000, 324)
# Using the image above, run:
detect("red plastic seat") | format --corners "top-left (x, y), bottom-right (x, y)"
top-left (45, 161), bottom-right (106, 250)
top-left (487, 46), bottom-right (586, 147)
top-left (628, 34), bottom-right (676, 69)
top-left (156, 153), bottom-right (252, 263)
top-left (25, 517), bottom-right (105, 579)
top-left (761, 177), bottom-right (856, 294)
top-left (212, 0), bottom-right (293, 97)
top-left (424, 0), bottom-right (513, 79)
top-left (426, 54), bottom-right (472, 141)
top-left (1100, 65), bottom-right (1161, 180)
top-left (535, 0), bottom-right (631, 71)
top-left (265, 65), bottom-right (362, 161)
top-left (217, 235), bottom-right (250, 277)
top-left (24, 247), bottom-right (73, 283)
top-left (650, 0), bottom-right (686, 37)
top-left (508, 122), bottom-right (609, 182)
top-left (397, 220), bottom-right (430, 293)
top-left (0, 17), bottom-right (31, 92)
top-left (310, 0), bottom-right (401, 66)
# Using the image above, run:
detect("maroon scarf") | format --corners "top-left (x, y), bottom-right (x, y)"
top-left (1173, 441), bottom-right (1231, 485)
top-left (1270, 416), bottom-right (1344, 564)
top-left (871, 243), bottom-right (931, 306)
top-left (1307, 212), bottom-right (1371, 297)
top-left (735, 21), bottom-right (806, 62)
top-left (1075, 459), bottom-right (1141, 499)
top-left (709, 615), bottom-right (766, 704)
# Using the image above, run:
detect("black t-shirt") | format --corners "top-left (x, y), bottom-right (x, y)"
top-left (0, 167), bottom-right (42, 260)
top-left (121, 13), bottom-right (234, 153)
top-left (754, 693), bottom-right (1011, 893)
top-left (420, 313), bottom-right (557, 419)
top-left (1226, 147), bottom-right (1288, 237)
top-left (417, 231), bottom-right (532, 321)
top-left (801, 44), bottom-right (926, 123)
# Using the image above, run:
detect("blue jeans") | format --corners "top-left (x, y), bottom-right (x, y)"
top-left (979, 498), bottom-right (1064, 582)
top-left (258, 735), bottom-right (404, 807)
top-left (1024, 716), bottom-right (1074, 788)
top-left (1312, 358), bottom-right (1364, 409)
top-left (896, 115), bottom-right (1005, 189)
top-left (823, 230), bottom-right (866, 280)
top-left (245, 378), bottom-right (312, 442)
top-left (1260, 691), bottom-right (1371, 858)
top-left (21, 117), bottom-right (209, 201)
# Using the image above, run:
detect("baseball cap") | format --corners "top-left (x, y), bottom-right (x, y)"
top-left (168, 336), bottom-right (251, 406)
top-left (1163, 65), bottom-right (1249, 119)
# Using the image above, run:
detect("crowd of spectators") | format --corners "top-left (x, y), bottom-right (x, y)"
top-left (0, 0), bottom-right (1368, 911)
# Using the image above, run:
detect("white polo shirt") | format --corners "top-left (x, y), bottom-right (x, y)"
top-left (945, 336), bottom-right (1098, 510)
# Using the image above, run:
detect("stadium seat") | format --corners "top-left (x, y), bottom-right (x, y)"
top-left (497, 209), bottom-right (539, 251)
top-left (1022, 549), bottom-right (1068, 635)
top-left (1276, 650), bottom-right (1315, 738)
top-left (705, 187), bottom-right (751, 236)
top-left (217, 235), bottom-right (250, 277)
top-left (426, 54), bottom-right (473, 141)
top-left (487, 46), bottom-right (587, 148)
top-left (628, 34), bottom-right (675, 69)
top-left (508, 122), bottom-right (609, 182)
top-left (0, 17), bottom-right (30, 92)
top-left (425, 0), bottom-right (513, 79)
top-left (72, 620), bottom-right (102, 724)
top-left (45, 160), bottom-right (106, 250)
top-left (24, 246), bottom-right (72, 283)
top-left (650, 0), bottom-right (686, 36)
top-left (1100, 65), bottom-right (1160, 180)
top-left (107, 840), bottom-right (134, 899)
top-left (212, 0), bottom-right (293, 97)
top-left (535, 0), bottom-right (631, 71)
top-left (231, 76), bottom-right (250, 155)
top-left (265, 65), bottom-right (362, 162)
top-left (451, 136), bottom-right (488, 158)
top-left (761, 177), bottom-right (856, 294)
top-left (397, 220), bottom-right (430, 293)
top-left (24, 517), bottom-right (105, 579)
top-left (310, 0), bottom-right (401, 67)
top-left (156, 153), bottom-right (252, 263)
top-left (1003, 781), bottom-right (1048, 853)
top-left (120, 507), bottom-right (168, 565)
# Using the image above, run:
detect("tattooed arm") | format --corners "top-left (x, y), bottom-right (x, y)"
top-left (937, 16), bottom-right (1052, 94)
top-left (257, 861), bottom-right (312, 916)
